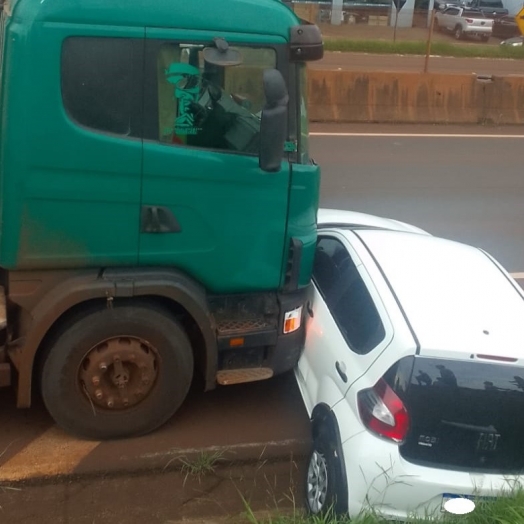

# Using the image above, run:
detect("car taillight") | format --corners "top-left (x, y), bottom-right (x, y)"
top-left (465, 18), bottom-right (474, 23)
top-left (357, 378), bottom-right (409, 443)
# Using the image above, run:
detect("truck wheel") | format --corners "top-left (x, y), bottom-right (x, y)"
top-left (454, 26), bottom-right (463, 40)
top-left (41, 302), bottom-right (194, 440)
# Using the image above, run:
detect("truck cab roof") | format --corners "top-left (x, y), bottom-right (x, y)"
top-left (8, 0), bottom-right (299, 39)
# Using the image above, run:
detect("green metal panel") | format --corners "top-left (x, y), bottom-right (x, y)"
top-left (0, 0), bottom-right (319, 295)
top-left (0, 21), bottom-right (144, 268)
top-left (11, 0), bottom-right (299, 41)
top-left (284, 163), bottom-right (320, 288)
top-left (140, 28), bottom-right (291, 294)
top-left (140, 143), bottom-right (291, 293)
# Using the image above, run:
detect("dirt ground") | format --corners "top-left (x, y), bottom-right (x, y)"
top-left (0, 458), bottom-right (306, 524)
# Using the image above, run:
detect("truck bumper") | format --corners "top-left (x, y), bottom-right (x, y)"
top-left (215, 285), bottom-right (311, 384)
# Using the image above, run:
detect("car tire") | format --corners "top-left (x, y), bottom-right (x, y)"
top-left (434, 19), bottom-right (440, 32)
top-left (305, 428), bottom-right (346, 515)
top-left (454, 25), bottom-right (463, 40)
top-left (41, 301), bottom-right (194, 440)
top-left (480, 35), bottom-right (490, 42)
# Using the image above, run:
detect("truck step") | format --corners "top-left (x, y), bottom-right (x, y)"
top-left (216, 317), bottom-right (273, 336)
top-left (217, 367), bottom-right (274, 386)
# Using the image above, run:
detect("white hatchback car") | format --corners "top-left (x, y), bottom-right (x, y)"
top-left (295, 209), bottom-right (524, 520)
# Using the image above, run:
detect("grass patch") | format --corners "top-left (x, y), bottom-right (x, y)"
top-left (163, 450), bottom-right (225, 485)
top-left (242, 488), bottom-right (524, 523)
top-left (324, 38), bottom-right (524, 59)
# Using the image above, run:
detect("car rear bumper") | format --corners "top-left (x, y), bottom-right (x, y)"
top-left (464, 27), bottom-right (492, 35)
top-left (343, 431), bottom-right (523, 520)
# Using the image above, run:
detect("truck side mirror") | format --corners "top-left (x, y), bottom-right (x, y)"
top-left (259, 69), bottom-right (289, 173)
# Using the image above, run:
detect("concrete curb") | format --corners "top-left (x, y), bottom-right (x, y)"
top-left (0, 436), bottom-right (311, 486)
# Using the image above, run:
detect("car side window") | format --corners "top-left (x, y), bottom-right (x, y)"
top-left (154, 43), bottom-right (276, 154)
top-left (314, 236), bottom-right (386, 355)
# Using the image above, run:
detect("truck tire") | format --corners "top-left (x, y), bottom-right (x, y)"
top-left (454, 25), bottom-right (464, 40)
top-left (41, 301), bottom-right (194, 440)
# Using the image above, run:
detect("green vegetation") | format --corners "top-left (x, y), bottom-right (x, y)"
top-left (164, 449), bottom-right (226, 485)
top-left (243, 488), bottom-right (524, 524)
top-left (324, 38), bottom-right (524, 59)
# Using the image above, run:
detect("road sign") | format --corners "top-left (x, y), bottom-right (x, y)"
top-left (516, 7), bottom-right (524, 36)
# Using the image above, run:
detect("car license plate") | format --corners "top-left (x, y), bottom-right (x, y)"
top-left (441, 493), bottom-right (495, 513)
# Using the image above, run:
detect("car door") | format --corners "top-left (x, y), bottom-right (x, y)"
top-left (139, 29), bottom-right (291, 294)
top-left (296, 231), bottom-right (394, 413)
top-left (443, 7), bottom-right (460, 29)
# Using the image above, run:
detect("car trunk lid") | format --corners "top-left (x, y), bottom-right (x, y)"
top-left (387, 356), bottom-right (524, 474)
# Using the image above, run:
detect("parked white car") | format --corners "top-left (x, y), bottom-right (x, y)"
top-left (435, 6), bottom-right (493, 41)
top-left (296, 209), bottom-right (524, 520)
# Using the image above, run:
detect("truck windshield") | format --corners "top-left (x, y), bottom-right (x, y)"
top-left (298, 63), bottom-right (310, 164)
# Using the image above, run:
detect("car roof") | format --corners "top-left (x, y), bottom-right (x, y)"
top-left (317, 208), bottom-right (430, 235)
top-left (346, 229), bottom-right (524, 360)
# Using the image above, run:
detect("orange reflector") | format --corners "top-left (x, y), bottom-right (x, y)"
top-left (283, 306), bottom-right (303, 335)
top-left (229, 337), bottom-right (245, 347)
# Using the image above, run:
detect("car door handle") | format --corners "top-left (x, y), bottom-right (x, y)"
top-left (336, 361), bottom-right (348, 383)
top-left (306, 301), bottom-right (314, 318)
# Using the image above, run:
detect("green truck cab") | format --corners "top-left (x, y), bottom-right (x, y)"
top-left (0, 0), bottom-right (322, 438)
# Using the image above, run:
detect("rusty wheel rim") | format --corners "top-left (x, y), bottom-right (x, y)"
top-left (78, 337), bottom-right (159, 411)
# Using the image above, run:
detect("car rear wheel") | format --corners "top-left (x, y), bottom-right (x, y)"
top-left (305, 429), bottom-right (346, 515)
top-left (454, 25), bottom-right (463, 40)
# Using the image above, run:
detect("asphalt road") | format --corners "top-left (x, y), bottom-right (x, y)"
top-left (311, 51), bottom-right (524, 76)
top-left (311, 123), bottom-right (524, 275)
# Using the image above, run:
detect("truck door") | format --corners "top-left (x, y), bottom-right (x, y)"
top-left (4, 33), bottom-right (144, 269)
top-left (140, 30), bottom-right (291, 294)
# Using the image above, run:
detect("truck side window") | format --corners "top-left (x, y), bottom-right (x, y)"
top-left (156, 43), bottom-right (276, 154)
top-left (61, 37), bottom-right (143, 137)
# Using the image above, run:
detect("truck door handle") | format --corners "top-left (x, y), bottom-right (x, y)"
top-left (336, 361), bottom-right (348, 383)
top-left (141, 206), bottom-right (182, 234)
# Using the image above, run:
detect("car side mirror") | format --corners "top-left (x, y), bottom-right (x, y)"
top-left (259, 69), bottom-right (289, 173)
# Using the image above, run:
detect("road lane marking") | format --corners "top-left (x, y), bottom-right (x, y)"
top-left (0, 426), bottom-right (100, 482)
top-left (311, 133), bottom-right (524, 138)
